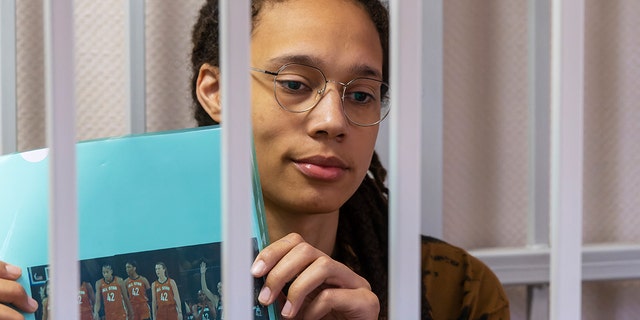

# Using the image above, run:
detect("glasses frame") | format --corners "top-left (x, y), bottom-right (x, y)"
top-left (250, 63), bottom-right (390, 127)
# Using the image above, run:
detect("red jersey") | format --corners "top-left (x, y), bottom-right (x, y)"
top-left (153, 278), bottom-right (179, 320)
top-left (99, 276), bottom-right (127, 320)
top-left (78, 282), bottom-right (93, 320)
top-left (126, 276), bottom-right (151, 320)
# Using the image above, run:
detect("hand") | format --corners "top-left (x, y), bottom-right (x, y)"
top-left (251, 233), bottom-right (379, 320)
top-left (0, 261), bottom-right (38, 320)
top-left (200, 261), bottom-right (207, 274)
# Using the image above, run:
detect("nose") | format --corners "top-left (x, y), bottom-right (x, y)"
top-left (306, 83), bottom-right (349, 140)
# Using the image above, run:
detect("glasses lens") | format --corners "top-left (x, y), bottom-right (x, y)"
top-left (272, 64), bottom-right (390, 126)
top-left (342, 79), bottom-right (390, 126)
top-left (274, 64), bottom-right (325, 113)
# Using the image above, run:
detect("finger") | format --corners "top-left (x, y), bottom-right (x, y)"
top-left (283, 257), bottom-right (371, 318)
top-left (0, 278), bottom-right (38, 314)
top-left (296, 287), bottom-right (380, 320)
top-left (0, 262), bottom-right (22, 281)
top-left (257, 240), bottom-right (325, 305)
top-left (252, 233), bottom-right (307, 277)
top-left (0, 302), bottom-right (26, 320)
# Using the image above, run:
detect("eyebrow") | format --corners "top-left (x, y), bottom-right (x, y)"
top-left (266, 54), bottom-right (383, 80)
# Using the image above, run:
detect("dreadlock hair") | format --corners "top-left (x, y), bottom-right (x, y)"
top-left (190, 1), bottom-right (390, 318)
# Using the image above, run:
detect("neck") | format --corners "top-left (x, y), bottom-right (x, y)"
top-left (265, 207), bottom-right (339, 256)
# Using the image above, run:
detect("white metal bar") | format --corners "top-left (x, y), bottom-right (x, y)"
top-left (420, 0), bottom-right (443, 239)
top-left (527, 0), bottom-right (552, 317)
top-left (126, 0), bottom-right (146, 134)
top-left (472, 244), bottom-right (640, 284)
top-left (0, 0), bottom-right (17, 155)
top-left (389, 0), bottom-right (423, 318)
top-left (44, 0), bottom-right (78, 319)
top-left (527, 285), bottom-right (550, 320)
top-left (549, 0), bottom-right (584, 318)
top-left (527, 0), bottom-right (551, 247)
top-left (219, 1), bottom-right (252, 319)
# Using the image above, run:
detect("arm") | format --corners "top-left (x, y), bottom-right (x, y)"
top-left (93, 280), bottom-right (102, 319)
top-left (118, 277), bottom-right (134, 320)
top-left (199, 262), bottom-right (217, 304)
top-left (185, 302), bottom-right (199, 320)
top-left (86, 282), bottom-right (96, 307)
top-left (151, 282), bottom-right (157, 320)
top-left (169, 279), bottom-right (182, 320)
top-left (142, 276), bottom-right (151, 291)
top-left (0, 261), bottom-right (38, 318)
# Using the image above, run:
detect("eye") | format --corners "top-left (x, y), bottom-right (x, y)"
top-left (344, 83), bottom-right (377, 105)
top-left (275, 74), bottom-right (314, 95)
top-left (279, 80), bottom-right (304, 91)
top-left (349, 91), bottom-right (374, 103)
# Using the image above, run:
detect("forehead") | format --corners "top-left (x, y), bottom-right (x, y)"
top-left (251, 0), bottom-right (383, 78)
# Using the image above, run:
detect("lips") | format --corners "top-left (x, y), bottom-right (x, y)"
top-left (293, 155), bottom-right (348, 181)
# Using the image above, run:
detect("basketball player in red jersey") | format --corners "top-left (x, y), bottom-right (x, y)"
top-left (124, 261), bottom-right (151, 320)
top-left (93, 264), bottom-right (134, 320)
top-left (79, 280), bottom-right (95, 320)
top-left (151, 262), bottom-right (182, 320)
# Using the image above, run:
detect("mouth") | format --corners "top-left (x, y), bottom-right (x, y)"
top-left (293, 155), bottom-right (348, 181)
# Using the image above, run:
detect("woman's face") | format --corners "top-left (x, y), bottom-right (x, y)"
top-left (250, 0), bottom-right (383, 216)
top-left (155, 264), bottom-right (165, 278)
top-left (102, 267), bottom-right (113, 282)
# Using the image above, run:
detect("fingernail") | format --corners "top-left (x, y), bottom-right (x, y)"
top-left (258, 286), bottom-right (271, 304)
top-left (281, 300), bottom-right (292, 318)
top-left (5, 264), bottom-right (21, 277)
top-left (28, 297), bottom-right (39, 311)
top-left (251, 260), bottom-right (266, 275)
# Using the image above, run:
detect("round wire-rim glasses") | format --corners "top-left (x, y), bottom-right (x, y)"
top-left (250, 63), bottom-right (390, 127)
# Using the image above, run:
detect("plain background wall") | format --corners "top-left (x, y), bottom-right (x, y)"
top-left (10, 1), bottom-right (639, 318)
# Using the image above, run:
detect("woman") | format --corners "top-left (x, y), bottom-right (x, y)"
top-left (78, 280), bottom-right (95, 320)
top-left (196, 262), bottom-right (218, 320)
top-left (192, 0), bottom-right (508, 319)
top-left (0, 0), bottom-right (509, 319)
top-left (151, 262), bottom-right (182, 320)
top-left (124, 261), bottom-right (152, 320)
top-left (93, 264), bottom-right (133, 320)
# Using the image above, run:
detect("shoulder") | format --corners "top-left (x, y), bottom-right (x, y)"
top-left (421, 236), bottom-right (510, 320)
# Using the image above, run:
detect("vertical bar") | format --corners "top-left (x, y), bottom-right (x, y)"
top-left (44, 0), bottom-right (78, 319)
top-left (0, 0), bottom-right (17, 154)
top-left (219, 0), bottom-right (252, 319)
top-left (389, 0), bottom-right (423, 319)
top-left (549, 0), bottom-right (584, 319)
top-left (527, 0), bottom-right (552, 318)
top-left (421, 0), bottom-right (443, 238)
top-left (528, 0), bottom-right (551, 247)
top-left (126, 0), bottom-right (146, 134)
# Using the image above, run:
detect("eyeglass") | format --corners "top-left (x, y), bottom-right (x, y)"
top-left (250, 63), bottom-right (390, 127)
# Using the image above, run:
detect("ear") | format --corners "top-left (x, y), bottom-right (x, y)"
top-left (196, 64), bottom-right (222, 123)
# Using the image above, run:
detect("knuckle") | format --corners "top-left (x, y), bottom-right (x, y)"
top-left (286, 232), bottom-right (305, 244)
top-left (296, 242), bottom-right (317, 256)
top-left (314, 255), bottom-right (334, 268)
